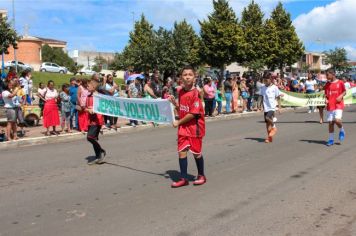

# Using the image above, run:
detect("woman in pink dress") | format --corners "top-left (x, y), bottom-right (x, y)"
top-left (43, 80), bottom-right (60, 136)
top-left (77, 79), bottom-right (90, 132)
top-left (231, 76), bottom-right (239, 113)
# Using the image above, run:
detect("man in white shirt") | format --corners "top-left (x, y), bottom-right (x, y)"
top-left (261, 73), bottom-right (281, 143)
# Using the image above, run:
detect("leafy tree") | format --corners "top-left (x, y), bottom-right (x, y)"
top-left (153, 27), bottom-right (175, 73)
top-left (240, 0), bottom-right (265, 72)
top-left (123, 14), bottom-right (156, 72)
top-left (92, 56), bottom-right (108, 72)
top-left (41, 44), bottom-right (80, 73)
top-left (172, 20), bottom-right (201, 69)
top-left (199, 0), bottom-right (245, 80)
top-left (0, 17), bottom-right (19, 54)
top-left (263, 19), bottom-right (280, 71)
top-left (323, 47), bottom-right (349, 71)
top-left (269, 2), bottom-right (304, 73)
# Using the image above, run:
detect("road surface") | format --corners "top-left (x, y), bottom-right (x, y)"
top-left (1, 107), bottom-right (356, 236)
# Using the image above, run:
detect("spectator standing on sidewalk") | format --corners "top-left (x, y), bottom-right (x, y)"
top-left (19, 70), bottom-right (33, 105)
top-left (203, 77), bottom-right (216, 117)
top-left (2, 80), bottom-right (20, 141)
top-left (231, 76), bottom-right (239, 113)
top-left (224, 77), bottom-right (233, 114)
top-left (240, 78), bottom-right (249, 113)
top-left (305, 72), bottom-right (317, 113)
top-left (69, 78), bottom-right (79, 130)
top-left (59, 83), bottom-right (72, 133)
top-left (43, 80), bottom-right (60, 136)
top-left (77, 78), bottom-right (90, 132)
top-left (102, 74), bottom-right (120, 130)
top-left (255, 77), bottom-right (264, 111)
top-left (128, 78), bottom-right (142, 127)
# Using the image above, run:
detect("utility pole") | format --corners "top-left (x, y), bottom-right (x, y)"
top-left (12, 0), bottom-right (17, 72)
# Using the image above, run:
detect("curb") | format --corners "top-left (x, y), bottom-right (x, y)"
top-left (0, 108), bottom-right (299, 150)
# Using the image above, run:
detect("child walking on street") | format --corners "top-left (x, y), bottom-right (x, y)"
top-left (85, 78), bottom-right (106, 164)
top-left (261, 73), bottom-right (281, 143)
top-left (169, 65), bottom-right (206, 188)
top-left (324, 69), bottom-right (346, 146)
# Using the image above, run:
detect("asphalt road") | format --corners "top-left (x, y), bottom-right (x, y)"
top-left (1, 107), bottom-right (356, 236)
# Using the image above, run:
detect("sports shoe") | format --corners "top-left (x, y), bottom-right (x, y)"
top-left (96, 150), bottom-right (106, 164)
top-left (269, 127), bottom-right (277, 137)
top-left (171, 178), bottom-right (189, 188)
top-left (273, 117), bottom-right (277, 123)
top-left (193, 175), bottom-right (207, 186)
top-left (265, 136), bottom-right (273, 143)
top-left (326, 140), bottom-right (334, 146)
top-left (339, 130), bottom-right (345, 141)
top-left (308, 110), bottom-right (312, 114)
top-left (87, 158), bottom-right (97, 165)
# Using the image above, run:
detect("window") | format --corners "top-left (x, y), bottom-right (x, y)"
top-left (52, 63), bottom-right (59, 67)
top-left (45, 63), bottom-right (51, 66)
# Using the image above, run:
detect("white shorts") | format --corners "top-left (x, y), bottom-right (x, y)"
top-left (327, 110), bottom-right (343, 122)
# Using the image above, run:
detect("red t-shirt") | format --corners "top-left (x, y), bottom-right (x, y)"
top-left (324, 80), bottom-right (346, 111)
top-left (178, 88), bottom-right (205, 138)
top-left (86, 94), bottom-right (104, 126)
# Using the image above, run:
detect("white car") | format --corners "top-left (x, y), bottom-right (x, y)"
top-left (79, 66), bottom-right (96, 76)
top-left (40, 62), bottom-right (67, 74)
top-left (5, 60), bottom-right (33, 71)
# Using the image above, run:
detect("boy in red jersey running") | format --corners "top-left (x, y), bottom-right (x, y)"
top-left (324, 69), bottom-right (346, 146)
top-left (168, 65), bottom-right (206, 188)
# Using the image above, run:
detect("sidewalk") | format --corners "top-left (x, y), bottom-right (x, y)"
top-left (0, 109), bottom-right (292, 150)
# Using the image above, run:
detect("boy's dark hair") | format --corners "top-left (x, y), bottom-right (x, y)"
top-left (326, 68), bottom-right (335, 75)
top-left (70, 77), bottom-right (76, 82)
top-left (180, 65), bottom-right (196, 75)
top-left (62, 83), bottom-right (69, 90)
top-left (47, 80), bottom-right (54, 86)
top-left (39, 82), bottom-right (43, 87)
top-left (90, 78), bottom-right (100, 90)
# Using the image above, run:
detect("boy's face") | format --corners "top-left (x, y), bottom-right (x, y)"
top-left (327, 72), bottom-right (334, 81)
top-left (88, 81), bottom-right (96, 92)
top-left (181, 69), bottom-right (195, 88)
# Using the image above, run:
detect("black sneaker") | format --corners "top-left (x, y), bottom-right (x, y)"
top-left (87, 158), bottom-right (97, 165)
top-left (96, 150), bottom-right (106, 164)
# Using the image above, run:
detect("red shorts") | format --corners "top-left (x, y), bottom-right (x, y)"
top-left (177, 135), bottom-right (203, 154)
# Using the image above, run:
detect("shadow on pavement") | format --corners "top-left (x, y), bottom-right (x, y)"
top-left (245, 137), bottom-right (266, 143)
top-left (165, 170), bottom-right (195, 181)
top-left (103, 161), bottom-right (166, 177)
top-left (299, 139), bottom-right (327, 145)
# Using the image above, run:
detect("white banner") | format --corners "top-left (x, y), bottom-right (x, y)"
top-left (93, 93), bottom-right (175, 124)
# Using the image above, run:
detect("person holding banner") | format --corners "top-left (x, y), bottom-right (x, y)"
top-left (85, 78), bottom-right (106, 164)
top-left (169, 65), bottom-right (206, 188)
top-left (325, 69), bottom-right (346, 146)
top-left (261, 73), bottom-right (281, 143)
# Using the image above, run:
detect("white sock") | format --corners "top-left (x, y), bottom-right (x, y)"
top-left (340, 127), bottom-right (345, 133)
top-left (329, 133), bottom-right (334, 141)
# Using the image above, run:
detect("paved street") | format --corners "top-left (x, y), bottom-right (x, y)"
top-left (1, 107), bottom-right (356, 236)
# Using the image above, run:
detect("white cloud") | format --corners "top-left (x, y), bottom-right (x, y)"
top-left (293, 0), bottom-right (356, 44)
top-left (344, 46), bottom-right (356, 61)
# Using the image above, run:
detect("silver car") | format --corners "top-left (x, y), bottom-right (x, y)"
top-left (40, 62), bottom-right (67, 74)
top-left (5, 60), bottom-right (33, 71)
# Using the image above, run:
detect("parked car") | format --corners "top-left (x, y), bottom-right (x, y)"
top-left (5, 60), bottom-right (33, 71)
top-left (40, 62), bottom-right (67, 74)
top-left (78, 66), bottom-right (96, 76)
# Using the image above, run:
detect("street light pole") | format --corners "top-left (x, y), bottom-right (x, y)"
top-left (12, 0), bottom-right (17, 73)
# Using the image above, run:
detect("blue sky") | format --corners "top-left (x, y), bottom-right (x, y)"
top-left (1, 0), bottom-right (355, 59)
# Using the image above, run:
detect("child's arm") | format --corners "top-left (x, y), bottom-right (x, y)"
top-left (173, 113), bottom-right (195, 128)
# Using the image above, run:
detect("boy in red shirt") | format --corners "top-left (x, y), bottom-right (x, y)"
top-left (169, 65), bottom-right (206, 188)
top-left (324, 69), bottom-right (346, 146)
top-left (85, 78), bottom-right (106, 164)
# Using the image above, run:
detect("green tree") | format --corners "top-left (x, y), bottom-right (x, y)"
top-left (41, 44), bottom-right (79, 73)
top-left (269, 2), bottom-right (304, 73)
top-left (0, 17), bottom-right (19, 55)
top-left (92, 56), bottom-right (108, 72)
top-left (153, 27), bottom-right (175, 73)
top-left (199, 0), bottom-right (245, 80)
top-left (172, 20), bottom-right (201, 69)
top-left (240, 0), bottom-right (265, 72)
top-left (123, 14), bottom-right (156, 72)
top-left (263, 19), bottom-right (280, 71)
top-left (324, 47), bottom-right (349, 71)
